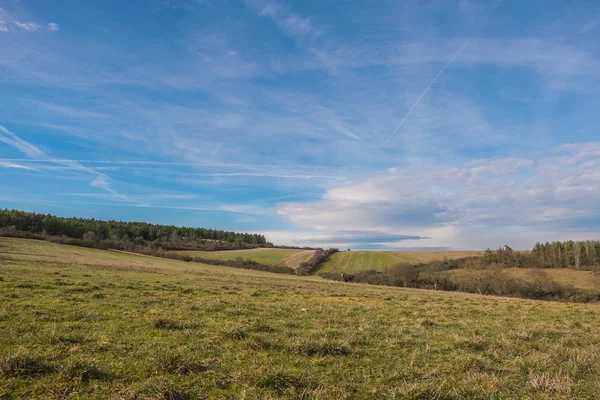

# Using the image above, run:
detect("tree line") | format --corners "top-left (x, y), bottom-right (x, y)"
top-left (0, 209), bottom-right (269, 250)
top-left (483, 241), bottom-right (600, 269)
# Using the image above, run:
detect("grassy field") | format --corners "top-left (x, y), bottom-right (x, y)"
top-left (448, 268), bottom-right (600, 295)
top-left (318, 250), bottom-right (484, 273)
top-left (176, 248), bottom-right (316, 269)
top-left (1, 238), bottom-right (600, 399)
top-left (506, 268), bottom-right (600, 293)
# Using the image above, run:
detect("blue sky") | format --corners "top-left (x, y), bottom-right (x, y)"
top-left (1, 0), bottom-right (599, 249)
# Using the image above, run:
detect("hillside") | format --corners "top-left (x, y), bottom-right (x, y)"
top-left (176, 248), bottom-right (316, 269)
top-left (1, 237), bottom-right (599, 399)
top-left (318, 250), bottom-right (484, 273)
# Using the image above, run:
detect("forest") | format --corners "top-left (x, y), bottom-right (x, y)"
top-left (0, 209), bottom-right (269, 250)
top-left (483, 242), bottom-right (600, 268)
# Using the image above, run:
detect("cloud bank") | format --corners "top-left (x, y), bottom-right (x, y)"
top-left (275, 143), bottom-right (600, 249)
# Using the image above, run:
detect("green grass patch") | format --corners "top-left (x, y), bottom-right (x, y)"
top-left (318, 250), bottom-right (484, 274)
top-left (318, 251), bottom-right (405, 273)
top-left (1, 237), bottom-right (600, 399)
top-left (176, 248), bottom-right (313, 268)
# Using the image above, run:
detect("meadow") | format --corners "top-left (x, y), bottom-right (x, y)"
top-left (1, 237), bottom-right (600, 399)
top-left (449, 268), bottom-right (600, 295)
top-left (176, 248), bottom-right (316, 269)
top-left (317, 250), bottom-right (484, 273)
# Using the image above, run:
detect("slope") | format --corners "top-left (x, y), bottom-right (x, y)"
top-left (177, 248), bottom-right (316, 269)
top-left (318, 250), bottom-right (484, 273)
top-left (0, 237), bottom-right (599, 399)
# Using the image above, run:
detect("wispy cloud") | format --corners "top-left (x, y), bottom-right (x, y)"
top-left (246, 0), bottom-right (322, 40)
top-left (0, 8), bottom-right (56, 33)
top-left (12, 21), bottom-right (40, 31)
top-left (0, 9), bottom-right (10, 32)
top-left (0, 160), bottom-right (35, 170)
top-left (0, 124), bottom-right (126, 200)
top-left (0, 158), bottom-right (352, 170)
top-left (0, 125), bottom-right (45, 158)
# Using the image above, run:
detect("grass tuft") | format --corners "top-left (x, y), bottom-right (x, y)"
top-left (160, 389), bottom-right (197, 400)
top-left (256, 370), bottom-right (305, 394)
top-left (62, 358), bottom-right (110, 383)
top-left (529, 372), bottom-right (572, 394)
top-left (0, 352), bottom-right (55, 377)
top-left (154, 318), bottom-right (187, 331)
top-left (249, 322), bottom-right (276, 333)
top-left (222, 326), bottom-right (248, 340)
top-left (15, 281), bottom-right (38, 289)
top-left (152, 348), bottom-right (209, 375)
top-left (294, 340), bottom-right (351, 357)
top-left (51, 334), bottom-right (88, 345)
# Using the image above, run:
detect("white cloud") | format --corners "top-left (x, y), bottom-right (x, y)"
top-left (245, 0), bottom-right (321, 40)
top-left (12, 21), bottom-right (40, 31)
top-left (0, 9), bottom-right (8, 32)
top-left (275, 143), bottom-right (600, 249)
top-left (0, 9), bottom-right (57, 33)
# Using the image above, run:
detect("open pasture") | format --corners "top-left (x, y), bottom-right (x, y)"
top-left (176, 248), bottom-right (316, 269)
top-left (318, 250), bottom-right (484, 273)
top-left (1, 238), bottom-right (599, 399)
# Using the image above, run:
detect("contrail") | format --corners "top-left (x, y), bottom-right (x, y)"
top-left (386, 0), bottom-right (503, 143)
top-left (0, 158), bottom-right (303, 168)
top-left (0, 158), bottom-right (358, 171)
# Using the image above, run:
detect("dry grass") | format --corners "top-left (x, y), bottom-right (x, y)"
top-left (281, 249), bottom-right (317, 269)
top-left (450, 268), bottom-right (600, 294)
top-left (389, 250), bottom-right (484, 263)
top-left (505, 268), bottom-right (600, 292)
top-left (1, 237), bottom-right (600, 399)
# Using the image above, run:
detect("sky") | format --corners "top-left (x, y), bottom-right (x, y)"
top-left (1, 0), bottom-right (600, 250)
